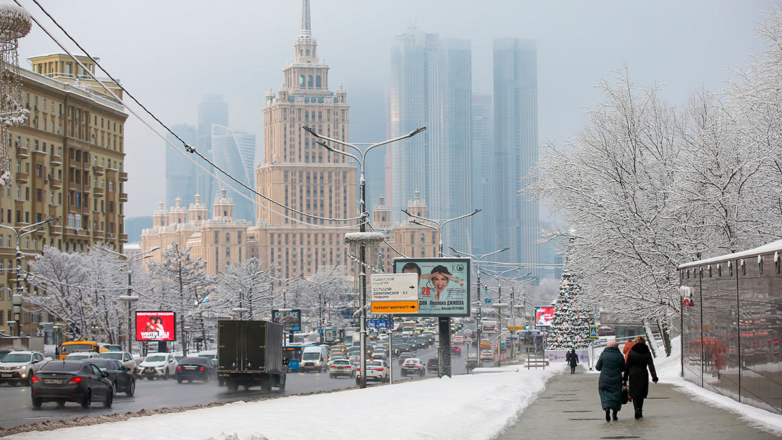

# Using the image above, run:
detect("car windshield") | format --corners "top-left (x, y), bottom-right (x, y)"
top-left (67, 354), bottom-right (91, 360)
top-left (145, 356), bottom-right (166, 362)
top-left (1, 353), bottom-right (31, 363)
top-left (197, 354), bottom-right (216, 360)
top-left (367, 362), bottom-right (382, 367)
top-left (180, 357), bottom-right (207, 364)
top-left (0, 353), bottom-right (32, 363)
top-left (333, 360), bottom-right (349, 365)
top-left (99, 353), bottom-right (123, 360)
top-left (40, 361), bottom-right (80, 372)
top-left (302, 353), bottom-right (320, 361)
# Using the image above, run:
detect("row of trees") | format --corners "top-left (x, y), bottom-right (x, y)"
top-left (530, 5), bottom-right (782, 328)
top-left (22, 242), bottom-right (352, 345)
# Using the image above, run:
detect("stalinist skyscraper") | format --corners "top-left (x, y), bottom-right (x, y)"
top-left (252, 0), bottom-right (358, 278)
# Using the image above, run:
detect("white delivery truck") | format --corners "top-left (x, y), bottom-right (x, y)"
top-left (300, 345), bottom-right (329, 373)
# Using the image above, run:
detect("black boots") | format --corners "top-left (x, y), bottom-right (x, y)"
top-left (605, 409), bottom-right (611, 422)
top-left (612, 410), bottom-right (618, 421)
top-left (633, 399), bottom-right (644, 419)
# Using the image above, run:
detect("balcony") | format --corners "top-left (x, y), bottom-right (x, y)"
top-left (93, 165), bottom-right (104, 176)
top-left (50, 178), bottom-right (62, 189)
top-left (50, 154), bottom-right (62, 166)
top-left (32, 148), bottom-right (45, 157)
top-left (16, 146), bottom-right (29, 159)
top-left (93, 229), bottom-right (105, 240)
top-left (50, 225), bottom-right (62, 236)
top-left (119, 233), bottom-right (128, 242)
top-left (15, 172), bottom-right (28, 183)
top-left (119, 171), bottom-right (128, 182)
top-left (93, 186), bottom-right (104, 197)
top-left (68, 182), bottom-right (79, 192)
top-left (119, 192), bottom-right (128, 202)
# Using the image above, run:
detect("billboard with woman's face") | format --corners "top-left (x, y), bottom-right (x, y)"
top-left (393, 258), bottom-right (471, 317)
top-left (136, 311), bottom-right (176, 341)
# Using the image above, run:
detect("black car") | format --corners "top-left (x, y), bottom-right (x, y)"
top-left (31, 360), bottom-right (113, 409)
top-left (176, 357), bottom-right (216, 383)
top-left (85, 359), bottom-right (136, 396)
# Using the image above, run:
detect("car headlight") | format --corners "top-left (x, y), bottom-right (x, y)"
top-left (19, 365), bottom-right (26, 371)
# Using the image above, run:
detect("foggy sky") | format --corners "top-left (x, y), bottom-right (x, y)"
top-left (12, 0), bottom-right (775, 218)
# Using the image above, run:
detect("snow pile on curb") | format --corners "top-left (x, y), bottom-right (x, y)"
top-left (8, 365), bottom-right (565, 440)
top-left (658, 336), bottom-right (782, 436)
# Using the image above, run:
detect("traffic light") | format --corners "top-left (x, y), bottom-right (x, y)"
top-left (484, 285), bottom-right (488, 294)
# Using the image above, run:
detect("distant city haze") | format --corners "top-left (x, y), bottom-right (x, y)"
top-left (13, 0), bottom-right (773, 218)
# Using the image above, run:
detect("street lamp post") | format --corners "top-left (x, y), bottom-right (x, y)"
top-left (449, 246), bottom-right (509, 368)
top-left (0, 217), bottom-right (53, 336)
top-left (402, 208), bottom-right (480, 378)
top-left (118, 295), bottom-right (139, 352)
top-left (100, 246), bottom-right (160, 353)
top-left (303, 125), bottom-right (425, 389)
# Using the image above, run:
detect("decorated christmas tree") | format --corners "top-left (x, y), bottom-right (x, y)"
top-left (546, 271), bottom-right (595, 350)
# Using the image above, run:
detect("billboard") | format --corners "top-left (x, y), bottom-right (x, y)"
top-left (272, 309), bottom-right (302, 331)
top-left (535, 306), bottom-right (555, 327)
top-left (135, 311), bottom-right (176, 341)
top-left (393, 258), bottom-right (471, 317)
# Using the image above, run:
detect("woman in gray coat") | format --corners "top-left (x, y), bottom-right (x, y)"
top-left (595, 340), bottom-right (626, 421)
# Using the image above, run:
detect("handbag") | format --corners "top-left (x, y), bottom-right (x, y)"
top-left (621, 382), bottom-right (631, 404)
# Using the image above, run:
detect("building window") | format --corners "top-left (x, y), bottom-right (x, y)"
top-left (214, 231), bottom-right (219, 244)
top-left (226, 233), bottom-right (230, 245)
top-left (316, 76), bottom-right (322, 88)
top-left (226, 247), bottom-right (230, 260)
top-left (237, 232), bottom-right (242, 244)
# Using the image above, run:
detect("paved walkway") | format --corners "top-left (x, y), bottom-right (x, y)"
top-left (497, 366), bottom-right (780, 440)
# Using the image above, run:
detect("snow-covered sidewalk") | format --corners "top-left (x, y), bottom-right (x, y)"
top-left (8, 364), bottom-right (566, 440)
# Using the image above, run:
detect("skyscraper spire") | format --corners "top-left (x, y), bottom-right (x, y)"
top-left (301, 0), bottom-right (311, 36)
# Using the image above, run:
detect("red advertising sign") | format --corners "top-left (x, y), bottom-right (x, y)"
top-left (135, 311), bottom-right (176, 341)
top-left (535, 306), bottom-right (555, 327)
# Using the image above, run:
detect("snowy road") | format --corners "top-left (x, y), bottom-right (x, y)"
top-left (0, 337), bottom-right (489, 429)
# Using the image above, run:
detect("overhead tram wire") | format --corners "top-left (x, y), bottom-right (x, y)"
top-left (19, 0), bottom-right (366, 228)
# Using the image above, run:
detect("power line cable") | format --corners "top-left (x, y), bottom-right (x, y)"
top-left (20, 0), bottom-right (366, 226)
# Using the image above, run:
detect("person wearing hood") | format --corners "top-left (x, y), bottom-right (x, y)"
top-left (596, 340), bottom-right (626, 421)
top-left (568, 348), bottom-right (579, 374)
top-left (622, 339), bottom-right (634, 361)
top-left (623, 336), bottom-right (658, 419)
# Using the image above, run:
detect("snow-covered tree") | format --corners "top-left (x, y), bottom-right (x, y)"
top-left (546, 271), bottom-right (594, 350)
top-left (24, 245), bottom-right (128, 342)
top-left (217, 258), bottom-right (273, 319)
top-left (147, 242), bottom-right (215, 355)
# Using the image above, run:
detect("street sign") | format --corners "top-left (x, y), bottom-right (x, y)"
top-left (370, 273), bottom-right (418, 301)
top-left (318, 328), bottom-right (324, 334)
top-left (484, 298), bottom-right (492, 304)
top-left (367, 318), bottom-right (394, 330)
top-left (371, 300), bottom-right (419, 314)
top-left (589, 325), bottom-right (598, 339)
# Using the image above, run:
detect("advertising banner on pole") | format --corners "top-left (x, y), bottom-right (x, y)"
top-left (135, 311), bottom-right (176, 341)
top-left (534, 306), bottom-right (555, 327)
top-left (393, 258), bottom-right (471, 317)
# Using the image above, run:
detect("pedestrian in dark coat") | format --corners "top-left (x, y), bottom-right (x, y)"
top-left (596, 340), bottom-right (626, 421)
top-left (568, 348), bottom-right (579, 374)
top-left (623, 336), bottom-right (658, 419)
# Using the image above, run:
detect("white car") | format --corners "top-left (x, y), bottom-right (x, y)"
top-left (480, 350), bottom-right (495, 361)
top-left (358, 360), bottom-right (390, 383)
top-left (0, 351), bottom-right (46, 386)
top-left (65, 352), bottom-right (101, 361)
top-left (136, 353), bottom-right (178, 380)
top-left (98, 351), bottom-right (137, 371)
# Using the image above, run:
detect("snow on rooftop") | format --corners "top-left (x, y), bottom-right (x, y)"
top-left (678, 239), bottom-right (782, 269)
